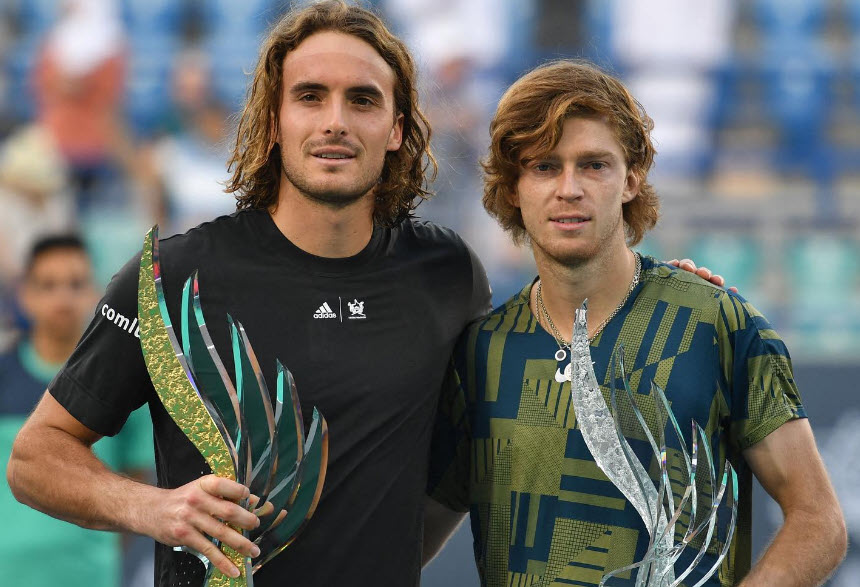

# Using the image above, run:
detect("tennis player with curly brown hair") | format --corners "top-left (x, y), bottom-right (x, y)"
top-left (8, 3), bottom-right (491, 586)
top-left (428, 59), bottom-right (846, 587)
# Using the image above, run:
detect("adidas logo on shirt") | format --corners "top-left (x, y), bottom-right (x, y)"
top-left (313, 302), bottom-right (337, 319)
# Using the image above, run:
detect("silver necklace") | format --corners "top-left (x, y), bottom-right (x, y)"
top-left (536, 252), bottom-right (641, 363)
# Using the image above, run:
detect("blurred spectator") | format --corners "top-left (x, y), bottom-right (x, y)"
top-left (139, 47), bottom-right (236, 235)
top-left (0, 234), bottom-right (154, 586)
top-left (382, 0), bottom-right (514, 285)
top-left (31, 0), bottom-right (128, 211)
top-left (0, 125), bottom-right (74, 321)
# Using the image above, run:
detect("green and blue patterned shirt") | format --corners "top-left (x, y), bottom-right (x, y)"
top-left (429, 256), bottom-right (805, 587)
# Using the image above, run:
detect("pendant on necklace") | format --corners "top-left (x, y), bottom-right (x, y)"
top-left (554, 348), bottom-right (572, 383)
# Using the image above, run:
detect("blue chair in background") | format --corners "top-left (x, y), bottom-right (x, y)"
top-left (751, 0), bottom-right (837, 214)
top-left (3, 0), bottom-right (59, 123)
top-left (204, 0), bottom-right (276, 38)
top-left (581, 0), bottom-right (616, 69)
top-left (202, 0), bottom-right (279, 109)
top-left (3, 34), bottom-right (41, 123)
top-left (120, 0), bottom-right (188, 38)
top-left (11, 0), bottom-right (59, 38)
top-left (124, 34), bottom-right (179, 137)
top-left (785, 233), bottom-right (860, 354)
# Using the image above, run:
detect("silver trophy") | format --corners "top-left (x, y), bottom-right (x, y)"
top-left (569, 302), bottom-right (738, 587)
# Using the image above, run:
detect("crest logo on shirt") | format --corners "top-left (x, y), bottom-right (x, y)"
top-left (347, 299), bottom-right (366, 319)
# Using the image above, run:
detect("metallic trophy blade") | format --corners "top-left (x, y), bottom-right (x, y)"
top-left (227, 317), bottom-right (254, 492)
top-left (569, 302), bottom-right (661, 532)
top-left (181, 275), bottom-right (240, 474)
top-left (230, 319), bottom-right (278, 508)
top-left (569, 300), bottom-right (738, 587)
top-left (251, 362), bottom-right (306, 542)
top-left (138, 227), bottom-right (247, 586)
top-left (188, 273), bottom-right (243, 452)
top-left (138, 226), bottom-right (328, 585)
top-left (253, 407), bottom-right (329, 572)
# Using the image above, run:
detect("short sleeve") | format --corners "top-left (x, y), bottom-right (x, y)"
top-left (466, 240), bottom-right (493, 324)
top-left (716, 292), bottom-right (806, 451)
top-left (49, 252), bottom-right (152, 436)
top-left (427, 340), bottom-right (472, 512)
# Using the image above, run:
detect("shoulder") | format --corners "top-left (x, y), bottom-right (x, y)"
top-left (158, 210), bottom-right (256, 255)
top-left (99, 211), bottom-right (256, 306)
top-left (639, 258), bottom-right (777, 343)
top-left (641, 255), bottom-right (726, 294)
top-left (139, 210), bottom-right (262, 279)
top-left (465, 284), bottom-right (532, 341)
top-left (393, 218), bottom-right (481, 277)
top-left (637, 255), bottom-right (731, 322)
top-left (396, 218), bottom-right (470, 253)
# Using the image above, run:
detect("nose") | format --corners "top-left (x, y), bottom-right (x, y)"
top-left (556, 167), bottom-right (584, 200)
top-left (323, 98), bottom-right (348, 136)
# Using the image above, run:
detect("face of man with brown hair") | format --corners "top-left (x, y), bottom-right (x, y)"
top-left (20, 247), bottom-right (96, 343)
top-left (276, 31), bottom-right (404, 210)
top-left (512, 116), bottom-right (640, 269)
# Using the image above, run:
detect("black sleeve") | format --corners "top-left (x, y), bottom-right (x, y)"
top-left (464, 238), bottom-right (493, 323)
top-left (49, 252), bottom-right (152, 436)
top-left (426, 348), bottom-right (472, 512)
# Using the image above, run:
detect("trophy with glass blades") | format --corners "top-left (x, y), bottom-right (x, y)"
top-left (137, 226), bottom-right (328, 587)
top-left (568, 302), bottom-right (737, 587)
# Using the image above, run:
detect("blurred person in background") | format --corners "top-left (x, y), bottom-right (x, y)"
top-left (138, 47), bottom-right (237, 235)
top-left (32, 0), bottom-right (128, 212)
top-left (0, 234), bottom-right (154, 586)
top-left (0, 124), bottom-right (75, 347)
top-left (382, 0), bottom-right (517, 299)
top-left (0, 124), bottom-right (75, 284)
top-left (426, 60), bottom-right (846, 586)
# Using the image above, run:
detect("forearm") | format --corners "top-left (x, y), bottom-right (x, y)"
top-left (7, 422), bottom-right (160, 535)
top-left (422, 496), bottom-right (467, 566)
top-left (738, 506), bottom-right (847, 586)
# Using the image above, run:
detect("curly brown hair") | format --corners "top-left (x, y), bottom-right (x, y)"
top-left (482, 59), bottom-right (659, 246)
top-left (225, 0), bottom-right (436, 227)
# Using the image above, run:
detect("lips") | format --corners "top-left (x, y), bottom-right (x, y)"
top-left (313, 153), bottom-right (354, 160)
top-left (551, 215), bottom-right (591, 223)
top-left (310, 147), bottom-right (357, 160)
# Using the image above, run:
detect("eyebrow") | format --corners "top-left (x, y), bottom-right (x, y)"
top-left (289, 81), bottom-right (386, 101)
top-left (521, 150), bottom-right (622, 168)
top-left (576, 150), bottom-right (618, 161)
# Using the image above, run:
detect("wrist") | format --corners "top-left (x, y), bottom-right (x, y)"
top-left (115, 479), bottom-right (166, 537)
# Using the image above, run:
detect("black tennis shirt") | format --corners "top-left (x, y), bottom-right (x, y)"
top-left (50, 209), bottom-right (491, 586)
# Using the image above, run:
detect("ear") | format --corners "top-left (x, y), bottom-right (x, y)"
top-left (387, 112), bottom-right (404, 152)
top-left (508, 185), bottom-right (521, 209)
top-left (621, 168), bottom-right (641, 204)
top-left (268, 112), bottom-right (279, 151)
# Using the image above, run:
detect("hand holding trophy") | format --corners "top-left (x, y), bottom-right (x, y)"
top-left (138, 227), bottom-right (328, 586)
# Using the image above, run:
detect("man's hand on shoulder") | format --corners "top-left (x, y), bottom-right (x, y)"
top-left (667, 258), bottom-right (739, 293)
